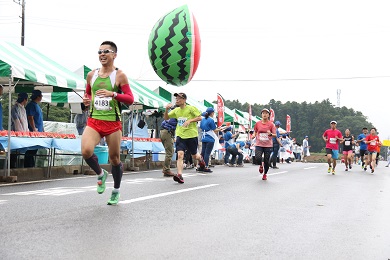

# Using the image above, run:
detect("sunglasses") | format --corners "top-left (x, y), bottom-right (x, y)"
top-left (98, 49), bottom-right (115, 54)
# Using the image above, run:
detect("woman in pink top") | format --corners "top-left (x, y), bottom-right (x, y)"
top-left (364, 127), bottom-right (381, 173)
top-left (253, 108), bottom-right (276, 180)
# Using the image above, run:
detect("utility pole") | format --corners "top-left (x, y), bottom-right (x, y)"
top-left (13, 0), bottom-right (25, 46)
top-left (337, 89), bottom-right (341, 108)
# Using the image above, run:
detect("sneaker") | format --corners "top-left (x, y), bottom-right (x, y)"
top-left (349, 164), bottom-right (352, 169)
top-left (228, 163), bottom-right (236, 167)
top-left (236, 164), bottom-right (244, 167)
top-left (97, 169), bottom-right (108, 194)
top-left (203, 168), bottom-right (213, 173)
top-left (332, 169), bottom-right (335, 175)
top-left (262, 174), bottom-right (267, 180)
top-left (173, 174), bottom-right (184, 184)
top-left (327, 166), bottom-right (332, 173)
top-left (272, 166), bottom-right (279, 169)
top-left (259, 165), bottom-right (264, 174)
top-left (196, 167), bottom-right (204, 172)
top-left (345, 168), bottom-right (348, 171)
top-left (107, 191), bottom-right (120, 205)
top-left (364, 167), bottom-right (367, 171)
top-left (163, 170), bottom-right (174, 177)
top-left (371, 169), bottom-right (375, 173)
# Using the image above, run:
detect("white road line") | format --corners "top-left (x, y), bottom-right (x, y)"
top-left (304, 166), bottom-right (317, 170)
top-left (0, 176), bottom-right (95, 186)
top-left (0, 200), bottom-right (7, 205)
top-left (123, 178), bottom-right (166, 184)
top-left (120, 184), bottom-right (219, 204)
top-left (267, 171), bottom-right (288, 176)
top-left (2, 186), bottom-right (95, 196)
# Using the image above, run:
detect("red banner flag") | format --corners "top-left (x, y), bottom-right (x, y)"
top-left (286, 114), bottom-right (291, 133)
top-left (270, 108), bottom-right (275, 122)
top-left (217, 93), bottom-right (224, 127)
top-left (248, 104), bottom-right (252, 129)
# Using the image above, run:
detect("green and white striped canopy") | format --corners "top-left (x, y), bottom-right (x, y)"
top-left (129, 79), bottom-right (170, 109)
top-left (203, 100), bottom-right (244, 124)
top-left (235, 109), bottom-right (256, 126)
top-left (0, 41), bottom-right (85, 91)
top-left (42, 92), bottom-right (84, 107)
top-left (40, 78), bottom-right (170, 110)
top-left (154, 86), bottom-right (206, 113)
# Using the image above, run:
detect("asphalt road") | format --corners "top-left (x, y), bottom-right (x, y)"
top-left (1, 162), bottom-right (390, 260)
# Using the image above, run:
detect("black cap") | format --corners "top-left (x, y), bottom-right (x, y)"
top-left (174, 92), bottom-right (187, 99)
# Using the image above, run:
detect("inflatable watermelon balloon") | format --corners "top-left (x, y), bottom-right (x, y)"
top-left (148, 5), bottom-right (201, 86)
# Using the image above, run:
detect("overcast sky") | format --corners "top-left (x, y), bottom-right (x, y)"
top-left (1, 0), bottom-right (390, 139)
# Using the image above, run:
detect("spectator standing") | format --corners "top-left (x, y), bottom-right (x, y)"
top-left (322, 120), bottom-right (343, 175)
top-left (271, 121), bottom-right (282, 169)
top-left (296, 142), bottom-right (302, 161)
top-left (199, 107), bottom-right (220, 172)
top-left (160, 118), bottom-right (177, 177)
top-left (302, 136), bottom-right (311, 163)
top-left (11, 92), bottom-right (29, 132)
top-left (25, 89), bottom-right (44, 168)
top-left (10, 93), bottom-right (29, 168)
top-left (217, 129), bottom-right (225, 161)
top-left (74, 103), bottom-right (89, 135)
top-left (279, 134), bottom-right (292, 163)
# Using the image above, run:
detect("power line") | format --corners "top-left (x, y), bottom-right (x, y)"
top-left (136, 75), bottom-right (390, 82)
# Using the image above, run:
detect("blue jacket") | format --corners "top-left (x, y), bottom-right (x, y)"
top-left (161, 118), bottom-right (177, 132)
top-left (228, 141), bottom-right (245, 149)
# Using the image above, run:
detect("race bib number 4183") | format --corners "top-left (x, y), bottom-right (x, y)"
top-left (94, 96), bottom-right (112, 110)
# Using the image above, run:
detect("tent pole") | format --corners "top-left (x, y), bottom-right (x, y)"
top-left (46, 103), bottom-right (49, 120)
top-left (6, 74), bottom-right (12, 177)
top-left (128, 103), bottom-right (139, 171)
top-left (131, 103), bottom-right (134, 168)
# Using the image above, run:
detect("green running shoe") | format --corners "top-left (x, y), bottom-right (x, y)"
top-left (97, 169), bottom-right (108, 194)
top-left (107, 191), bottom-right (120, 205)
top-left (327, 166), bottom-right (332, 173)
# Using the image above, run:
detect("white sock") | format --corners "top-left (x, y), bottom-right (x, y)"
top-left (113, 188), bottom-right (120, 193)
top-left (98, 170), bottom-right (104, 178)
